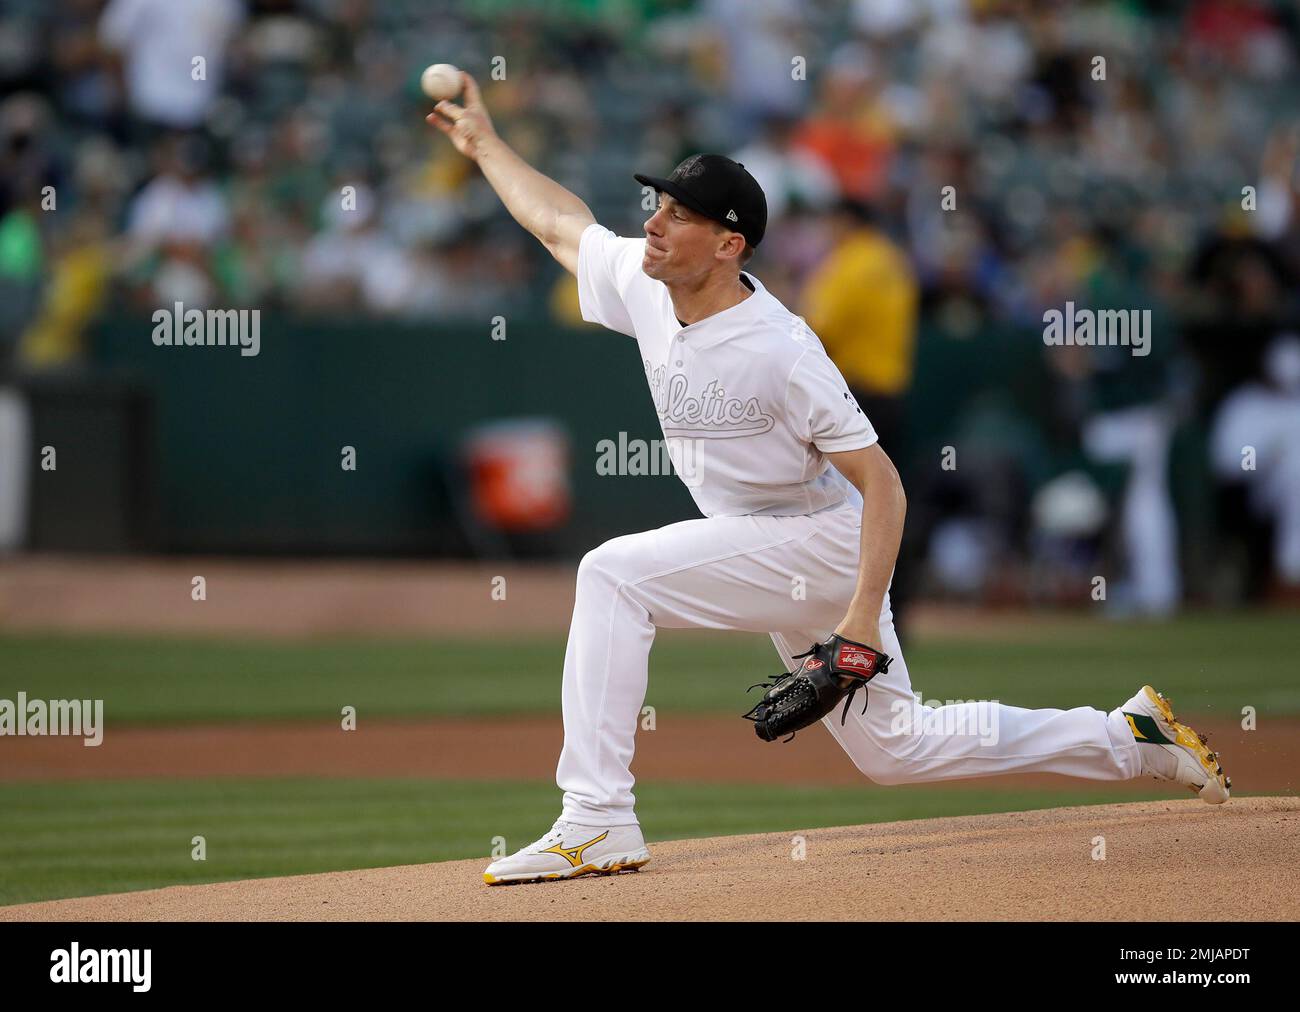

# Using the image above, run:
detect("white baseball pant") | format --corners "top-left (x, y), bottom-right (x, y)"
top-left (556, 500), bottom-right (1143, 826)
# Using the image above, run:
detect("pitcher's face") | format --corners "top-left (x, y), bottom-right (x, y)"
top-left (642, 193), bottom-right (741, 283)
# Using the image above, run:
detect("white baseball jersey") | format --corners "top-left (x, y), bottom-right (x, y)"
top-left (576, 224), bottom-right (877, 518)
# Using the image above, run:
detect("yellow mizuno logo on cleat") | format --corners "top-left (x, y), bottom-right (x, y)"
top-left (1125, 714), bottom-right (1148, 740)
top-left (542, 831), bottom-right (609, 867)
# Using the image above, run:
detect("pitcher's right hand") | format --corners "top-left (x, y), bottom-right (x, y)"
top-left (427, 72), bottom-right (496, 161)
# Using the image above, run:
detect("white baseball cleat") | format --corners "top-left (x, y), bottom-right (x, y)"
top-left (483, 820), bottom-right (650, 885)
top-left (1119, 685), bottom-right (1231, 804)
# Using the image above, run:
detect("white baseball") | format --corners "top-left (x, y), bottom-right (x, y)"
top-left (421, 63), bottom-right (462, 102)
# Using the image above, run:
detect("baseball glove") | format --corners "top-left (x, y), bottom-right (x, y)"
top-left (741, 633), bottom-right (892, 742)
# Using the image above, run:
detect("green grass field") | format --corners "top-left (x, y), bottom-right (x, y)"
top-left (0, 611), bottom-right (1292, 906)
top-left (0, 778), bottom-right (1169, 906)
top-left (1, 610), bottom-right (1295, 722)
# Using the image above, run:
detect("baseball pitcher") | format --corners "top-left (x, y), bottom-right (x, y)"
top-left (427, 73), bottom-right (1231, 886)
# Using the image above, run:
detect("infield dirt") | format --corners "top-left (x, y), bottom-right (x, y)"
top-left (2, 714), bottom-right (1296, 793)
top-left (4, 797), bottom-right (1296, 921)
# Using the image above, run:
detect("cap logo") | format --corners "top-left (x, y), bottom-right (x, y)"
top-left (725, 209), bottom-right (738, 222)
top-left (675, 154), bottom-right (706, 180)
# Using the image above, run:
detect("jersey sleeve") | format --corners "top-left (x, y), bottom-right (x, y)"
top-left (576, 223), bottom-right (646, 338)
top-left (785, 348), bottom-right (879, 453)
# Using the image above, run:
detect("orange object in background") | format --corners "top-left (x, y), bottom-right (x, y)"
top-left (463, 419), bottom-right (571, 532)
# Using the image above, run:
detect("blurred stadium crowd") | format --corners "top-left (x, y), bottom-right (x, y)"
top-left (1, 0), bottom-right (1298, 612)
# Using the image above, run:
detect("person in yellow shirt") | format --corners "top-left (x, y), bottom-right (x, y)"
top-left (18, 212), bottom-right (114, 369)
top-left (802, 198), bottom-right (918, 457)
top-left (802, 198), bottom-right (919, 630)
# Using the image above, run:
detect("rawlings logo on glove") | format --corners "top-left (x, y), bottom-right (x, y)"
top-left (741, 633), bottom-right (892, 742)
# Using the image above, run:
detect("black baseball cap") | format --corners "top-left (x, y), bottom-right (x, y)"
top-left (635, 154), bottom-right (768, 247)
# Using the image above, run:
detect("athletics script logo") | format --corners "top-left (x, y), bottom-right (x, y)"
top-left (644, 361), bottom-right (775, 438)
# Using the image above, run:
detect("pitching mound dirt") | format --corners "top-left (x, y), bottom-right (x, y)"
top-left (4, 797), bottom-right (1296, 921)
